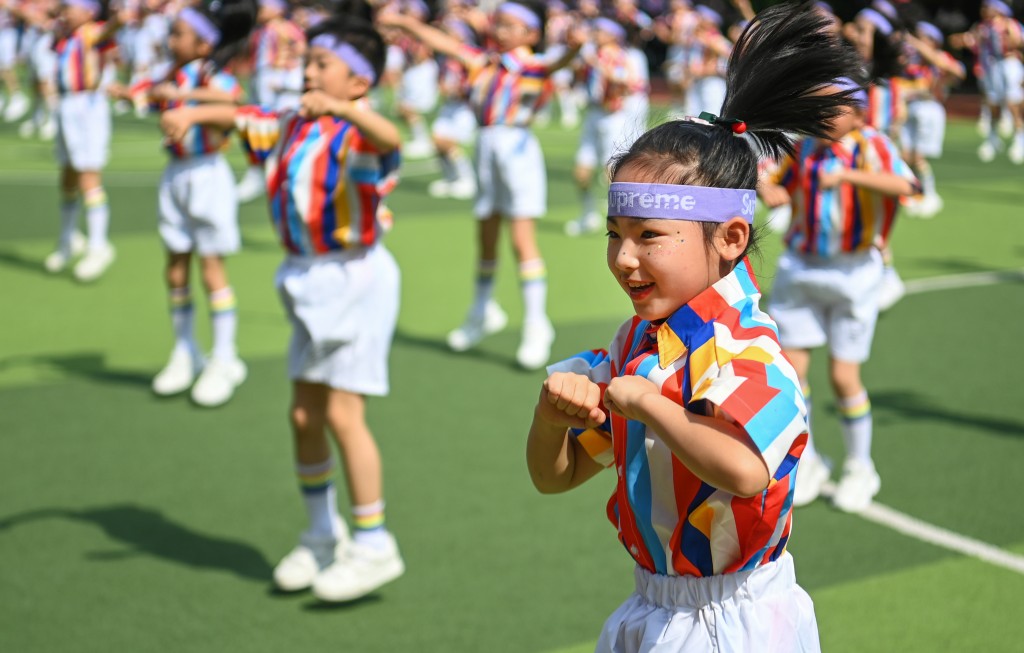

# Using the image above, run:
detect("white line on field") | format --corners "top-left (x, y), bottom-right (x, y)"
top-left (903, 269), bottom-right (1024, 294)
top-left (819, 481), bottom-right (1024, 575)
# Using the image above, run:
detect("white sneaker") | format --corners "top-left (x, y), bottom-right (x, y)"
top-left (312, 532), bottom-right (405, 602)
top-left (402, 139), bottom-right (433, 160)
top-left (427, 179), bottom-right (451, 198)
top-left (564, 212), bottom-right (602, 237)
top-left (274, 528), bottom-right (349, 592)
top-left (901, 196), bottom-right (922, 218)
top-left (447, 177), bottom-right (476, 200)
top-left (560, 112), bottom-right (580, 129)
top-left (112, 99), bottom-right (131, 116)
top-left (978, 140), bottom-right (998, 163)
top-left (998, 114), bottom-right (1014, 138)
top-left (446, 300), bottom-right (508, 352)
top-left (72, 244), bottom-right (116, 282)
top-left (236, 167), bottom-right (265, 204)
top-left (877, 267), bottom-right (905, 312)
top-left (43, 232), bottom-right (87, 273)
top-left (1009, 139), bottom-right (1024, 165)
top-left (3, 92), bottom-right (29, 122)
top-left (152, 348), bottom-right (202, 396)
top-left (39, 117), bottom-right (57, 141)
top-left (18, 119), bottom-right (36, 139)
top-left (976, 115), bottom-right (990, 138)
top-left (792, 453), bottom-right (830, 507)
top-left (516, 318), bottom-right (555, 371)
top-left (831, 458), bottom-right (881, 513)
top-left (917, 194), bottom-right (943, 218)
top-left (190, 357), bottom-right (247, 407)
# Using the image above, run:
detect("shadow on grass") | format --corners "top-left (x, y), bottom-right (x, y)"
top-left (392, 328), bottom-right (530, 373)
top-left (0, 504), bottom-right (273, 581)
top-left (0, 351), bottom-right (152, 387)
top-left (912, 258), bottom-right (1024, 276)
top-left (0, 247), bottom-right (48, 275)
top-left (869, 390), bottom-right (1024, 438)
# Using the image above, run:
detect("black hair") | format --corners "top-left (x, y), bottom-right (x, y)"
top-left (199, 0), bottom-right (258, 70)
top-left (306, 6), bottom-right (387, 87)
top-left (609, 1), bottom-right (866, 261)
top-left (865, 26), bottom-right (905, 81)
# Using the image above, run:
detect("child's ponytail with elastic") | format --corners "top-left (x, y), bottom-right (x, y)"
top-left (719, 1), bottom-right (867, 160)
top-left (202, 0), bottom-right (258, 70)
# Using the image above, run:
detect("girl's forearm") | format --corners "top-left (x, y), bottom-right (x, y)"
top-left (842, 169), bottom-right (916, 196)
top-left (526, 414), bottom-right (602, 494)
top-left (634, 393), bottom-right (770, 497)
top-left (182, 103), bottom-right (238, 130)
top-left (338, 102), bottom-right (400, 152)
top-left (181, 88), bottom-right (242, 105)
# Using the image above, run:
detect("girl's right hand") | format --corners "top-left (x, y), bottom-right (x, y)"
top-left (160, 108), bottom-right (193, 143)
top-left (537, 372), bottom-right (606, 430)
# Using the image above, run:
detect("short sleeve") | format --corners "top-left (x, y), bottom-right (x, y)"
top-left (868, 132), bottom-right (920, 194)
top-left (688, 324), bottom-right (807, 478)
top-left (235, 105), bottom-right (284, 164)
top-left (209, 70), bottom-right (242, 100)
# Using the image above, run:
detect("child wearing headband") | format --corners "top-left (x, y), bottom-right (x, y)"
top-left (109, 0), bottom-right (256, 406)
top-left (44, 0), bottom-right (123, 281)
top-left (160, 9), bottom-right (406, 602)
top-left (760, 74), bottom-right (919, 512)
top-left (378, 0), bottom-right (584, 370)
top-left (526, 4), bottom-right (865, 651)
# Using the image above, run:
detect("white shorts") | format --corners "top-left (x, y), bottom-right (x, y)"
top-left (55, 92), bottom-right (111, 171)
top-left (398, 59), bottom-right (439, 114)
top-left (158, 154), bottom-right (240, 256)
top-left (596, 554), bottom-right (820, 653)
top-left (982, 57), bottom-right (1024, 105)
top-left (431, 100), bottom-right (477, 145)
top-left (0, 27), bottom-right (18, 70)
top-left (253, 67), bottom-right (303, 111)
top-left (474, 125), bottom-right (546, 219)
top-left (575, 106), bottom-right (635, 169)
top-left (276, 245), bottom-right (400, 396)
top-left (901, 99), bottom-right (946, 158)
top-left (767, 248), bottom-right (883, 363)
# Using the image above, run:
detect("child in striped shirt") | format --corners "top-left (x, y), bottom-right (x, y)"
top-left (379, 0), bottom-right (583, 371)
top-left (160, 8), bottom-right (405, 603)
top-left (759, 78), bottom-right (919, 514)
top-left (527, 5), bottom-right (865, 651)
top-left (111, 0), bottom-right (256, 407)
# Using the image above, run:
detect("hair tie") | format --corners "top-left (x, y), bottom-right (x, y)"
top-left (698, 111), bottom-right (747, 135)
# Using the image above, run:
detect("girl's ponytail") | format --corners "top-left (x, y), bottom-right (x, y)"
top-left (719, 1), bottom-right (866, 160)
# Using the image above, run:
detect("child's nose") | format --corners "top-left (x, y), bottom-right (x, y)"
top-left (613, 245), bottom-right (639, 271)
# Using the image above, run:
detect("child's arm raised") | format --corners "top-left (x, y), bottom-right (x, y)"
top-left (160, 104), bottom-right (237, 142)
top-left (377, 12), bottom-right (472, 67)
top-left (604, 376), bottom-right (770, 497)
top-left (299, 91), bottom-right (401, 152)
top-left (527, 372), bottom-right (607, 494)
top-left (819, 167), bottom-right (916, 197)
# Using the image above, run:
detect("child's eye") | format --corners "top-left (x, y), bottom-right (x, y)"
top-left (641, 230), bottom-right (662, 239)
top-left (606, 230), bottom-right (620, 239)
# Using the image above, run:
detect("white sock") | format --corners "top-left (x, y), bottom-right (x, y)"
top-left (452, 151), bottom-right (474, 184)
top-left (919, 162), bottom-right (936, 197)
top-left (58, 192), bottom-right (79, 255)
top-left (411, 120), bottom-right (429, 143)
top-left (580, 186), bottom-right (595, 217)
top-left (83, 187), bottom-right (109, 251)
top-left (169, 287), bottom-right (199, 357)
top-left (519, 259), bottom-right (548, 326)
top-left (470, 259), bottom-right (497, 319)
top-left (208, 286), bottom-right (238, 361)
top-left (838, 391), bottom-right (873, 463)
top-left (297, 458), bottom-right (344, 538)
top-left (438, 151), bottom-right (456, 181)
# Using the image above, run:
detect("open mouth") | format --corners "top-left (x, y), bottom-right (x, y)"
top-left (625, 281), bottom-right (654, 300)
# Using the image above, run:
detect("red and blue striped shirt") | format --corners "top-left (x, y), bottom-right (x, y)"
top-left (54, 21), bottom-right (117, 94)
top-left (460, 44), bottom-right (553, 127)
top-left (235, 105), bottom-right (400, 254)
top-left (549, 259), bottom-right (808, 577)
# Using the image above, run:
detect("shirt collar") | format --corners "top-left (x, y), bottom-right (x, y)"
top-left (654, 257), bottom-right (760, 369)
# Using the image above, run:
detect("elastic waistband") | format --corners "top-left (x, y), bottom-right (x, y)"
top-left (284, 244), bottom-right (377, 267)
top-left (633, 552), bottom-right (796, 610)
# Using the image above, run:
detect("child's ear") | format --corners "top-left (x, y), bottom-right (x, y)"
top-left (349, 74), bottom-right (371, 99)
top-left (715, 217), bottom-right (750, 263)
top-left (197, 40), bottom-right (213, 59)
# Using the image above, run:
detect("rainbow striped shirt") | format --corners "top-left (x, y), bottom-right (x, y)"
top-left (54, 21), bottom-right (117, 95)
top-left (460, 44), bottom-right (553, 127)
top-left (549, 259), bottom-right (808, 577)
top-left (135, 60), bottom-right (241, 159)
top-left (235, 105), bottom-right (400, 254)
top-left (773, 127), bottom-right (918, 256)
top-left (251, 18), bottom-right (306, 70)
top-left (865, 80), bottom-right (904, 135)
top-left (581, 42), bottom-right (637, 113)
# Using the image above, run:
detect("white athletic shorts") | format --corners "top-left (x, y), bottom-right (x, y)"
top-left (276, 245), bottom-right (400, 396)
top-left (431, 100), bottom-right (477, 145)
top-left (55, 92), bottom-right (111, 171)
top-left (576, 105), bottom-right (634, 169)
top-left (0, 27), bottom-right (18, 70)
top-left (158, 154), bottom-right (240, 256)
top-left (596, 553), bottom-right (820, 653)
top-left (398, 58), bottom-right (439, 114)
top-left (767, 248), bottom-right (884, 363)
top-left (982, 57), bottom-right (1024, 105)
top-left (474, 125), bottom-right (546, 219)
top-left (901, 99), bottom-right (946, 158)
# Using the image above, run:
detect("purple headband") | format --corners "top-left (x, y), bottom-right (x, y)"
top-left (814, 1), bottom-right (833, 14)
top-left (871, 0), bottom-right (897, 20)
top-left (592, 17), bottom-right (626, 42)
top-left (496, 2), bottom-right (541, 30)
top-left (608, 182), bottom-right (755, 224)
top-left (917, 21), bottom-right (943, 44)
top-left (65, 0), bottom-right (102, 16)
top-left (403, 0), bottom-right (429, 19)
top-left (310, 34), bottom-right (377, 83)
top-left (983, 0), bottom-right (1013, 16)
top-left (857, 8), bottom-right (893, 36)
top-left (178, 7), bottom-right (221, 45)
top-left (695, 5), bottom-right (722, 26)
top-left (834, 76), bottom-right (867, 108)
top-left (259, 0), bottom-right (288, 12)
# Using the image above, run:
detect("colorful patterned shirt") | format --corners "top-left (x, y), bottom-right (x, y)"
top-left (460, 44), bottom-right (553, 127)
top-left (235, 104), bottom-right (400, 254)
top-left (580, 42), bottom-right (637, 113)
top-left (251, 18), bottom-right (305, 70)
top-left (549, 259), bottom-right (808, 577)
top-left (54, 21), bottom-right (117, 94)
top-left (865, 80), bottom-right (904, 134)
top-left (772, 127), bottom-right (918, 256)
top-left (134, 59), bottom-right (241, 159)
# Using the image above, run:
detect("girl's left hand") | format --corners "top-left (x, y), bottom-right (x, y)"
top-left (604, 376), bottom-right (659, 421)
top-left (299, 90), bottom-right (347, 118)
